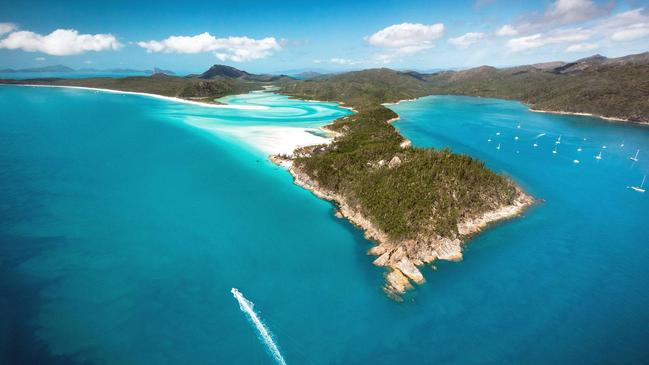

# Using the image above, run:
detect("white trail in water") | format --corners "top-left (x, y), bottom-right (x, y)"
top-left (534, 133), bottom-right (546, 139)
top-left (231, 288), bottom-right (288, 365)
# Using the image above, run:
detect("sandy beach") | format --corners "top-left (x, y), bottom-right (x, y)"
top-left (6, 84), bottom-right (269, 110)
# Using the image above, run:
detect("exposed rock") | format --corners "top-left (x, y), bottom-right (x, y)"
top-left (270, 145), bottom-right (534, 301)
top-left (373, 252), bottom-right (391, 266)
top-left (394, 258), bottom-right (424, 284)
top-left (385, 269), bottom-right (412, 296)
top-left (388, 155), bottom-right (402, 168)
top-left (400, 139), bottom-right (412, 149)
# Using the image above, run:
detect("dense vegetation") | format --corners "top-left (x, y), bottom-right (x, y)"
top-left (0, 74), bottom-right (260, 101)
top-left (283, 72), bottom-right (520, 240)
top-left (4, 53), bottom-right (645, 240)
top-left (424, 58), bottom-right (649, 123)
top-left (282, 52), bottom-right (649, 124)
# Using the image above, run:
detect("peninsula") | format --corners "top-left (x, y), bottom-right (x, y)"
top-left (3, 51), bottom-right (648, 297)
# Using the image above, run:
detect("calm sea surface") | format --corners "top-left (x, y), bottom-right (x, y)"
top-left (1, 87), bottom-right (647, 364)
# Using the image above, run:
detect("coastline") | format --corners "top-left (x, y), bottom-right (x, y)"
top-left (270, 96), bottom-right (534, 300)
top-left (2, 84), bottom-right (269, 110)
top-left (528, 107), bottom-right (649, 125)
top-left (271, 154), bottom-right (533, 300)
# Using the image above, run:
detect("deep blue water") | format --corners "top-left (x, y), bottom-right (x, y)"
top-left (1, 88), bottom-right (648, 364)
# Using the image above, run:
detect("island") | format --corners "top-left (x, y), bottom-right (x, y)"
top-left (3, 51), bottom-right (648, 298)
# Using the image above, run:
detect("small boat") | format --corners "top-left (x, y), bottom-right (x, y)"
top-left (496, 132), bottom-right (501, 136)
top-left (595, 151), bottom-right (602, 160)
top-left (533, 143), bottom-right (538, 148)
top-left (496, 143), bottom-right (501, 150)
top-left (514, 136), bottom-right (519, 141)
top-left (629, 149), bottom-right (639, 162)
top-left (555, 135), bottom-right (561, 145)
top-left (487, 138), bottom-right (492, 142)
top-left (552, 145), bottom-right (557, 154)
top-left (516, 124), bottom-right (521, 129)
top-left (630, 175), bottom-right (646, 193)
top-left (602, 145), bottom-right (607, 149)
top-left (573, 159), bottom-right (580, 164)
top-left (577, 146), bottom-right (582, 152)
top-left (620, 141), bottom-right (625, 148)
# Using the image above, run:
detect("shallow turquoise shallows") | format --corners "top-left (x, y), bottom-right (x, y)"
top-left (1, 87), bottom-right (648, 365)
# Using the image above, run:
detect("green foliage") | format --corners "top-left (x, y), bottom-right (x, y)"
top-left (1, 74), bottom-right (259, 100)
top-left (424, 64), bottom-right (649, 123)
top-left (286, 80), bottom-right (520, 240)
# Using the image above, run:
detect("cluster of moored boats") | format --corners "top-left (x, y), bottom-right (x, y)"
top-left (488, 126), bottom-right (646, 193)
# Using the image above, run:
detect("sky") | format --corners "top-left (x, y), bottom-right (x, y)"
top-left (1, 0), bottom-right (648, 73)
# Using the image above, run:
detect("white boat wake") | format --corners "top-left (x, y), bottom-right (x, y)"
top-left (534, 133), bottom-right (546, 139)
top-left (231, 288), bottom-right (288, 365)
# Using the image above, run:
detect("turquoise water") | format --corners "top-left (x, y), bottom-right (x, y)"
top-left (1, 88), bottom-right (647, 364)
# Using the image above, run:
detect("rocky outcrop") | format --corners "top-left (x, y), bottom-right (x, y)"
top-left (388, 155), bottom-right (402, 169)
top-left (270, 153), bottom-right (534, 300)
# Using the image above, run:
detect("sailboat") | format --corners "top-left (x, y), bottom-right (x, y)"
top-left (630, 175), bottom-right (646, 193)
top-left (555, 135), bottom-right (561, 145)
top-left (516, 124), bottom-right (521, 129)
top-left (629, 149), bottom-right (639, 162)
top-left (514, 136), bottom-right (519, 140)
top-left (496, 143), bottom-right (501, 150)
top-left (595, 151), bottom-right (602, 160)
top-left (496, 132), bottom-right (501, 136)
top-left (602, 145), bottom-right (607, 149)
top-left (552, 145), bottom-right (557, 154)
top-left (620, 141), bottom-right (625, 148)
top-left (573, 159), bottom-right (580, 164)
top-left (533, 142), bottom-right (538, 148)
top-left (487, 138), bottom-right (492, 142)
top-left (577, 146), bottom-right (582, 152)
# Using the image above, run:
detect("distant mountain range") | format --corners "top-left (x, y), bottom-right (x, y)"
top-left (196, 64), bottom-right (292, 82)
top-left (2, 51), bottom-right (648, 123)
top-left (0, 65), bottom-right (175, 75)
top-left (281, 51), bottom-right (649, 123)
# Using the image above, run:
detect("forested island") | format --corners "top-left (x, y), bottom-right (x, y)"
top-left (3, 52), bottom-right (647, 297)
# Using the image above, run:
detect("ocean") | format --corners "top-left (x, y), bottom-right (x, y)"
top-left (1, 87), bottom-right (647, 364)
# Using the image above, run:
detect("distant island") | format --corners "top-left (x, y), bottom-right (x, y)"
top-left (3, 51), bottom-right (648, 298)
top-left (0, 64), bottom-right (176, 75)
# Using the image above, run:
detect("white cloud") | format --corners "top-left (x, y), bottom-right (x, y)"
top-left (565, 43), bottom-right (599, 52)
top-left (449, 32), bottom-right (485, 48)
top-left (596, 9), bottom-right (649, 42)
top-left (0, 22), bottom-right (16, 35)
top-left (137, 32), bottom-right (281, 62)
top-left (367, 22), bottom-right (444, 54)
top-left (0, 29), bottom-right (120, 55)
top-left (507, 34), bottom-right (544, 52)
top-left (507, 28), bottom-right (591, 52)
top-left (495, 25), bottom-right (518, 37)
top-left (610, 23), bottom-right (649, 41)
top-left (329, 58), bottom-right (360, 65)
top-left (544, 0), bottom-right (608, 26)
top-left (496, 0), bottom-right (611, 37)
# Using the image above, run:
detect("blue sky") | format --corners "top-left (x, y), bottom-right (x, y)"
top-left (1, 0), bottom-right (648, 73)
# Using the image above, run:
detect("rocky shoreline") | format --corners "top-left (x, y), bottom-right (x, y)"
top-left (270, 152), bottom-right (534, 300)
